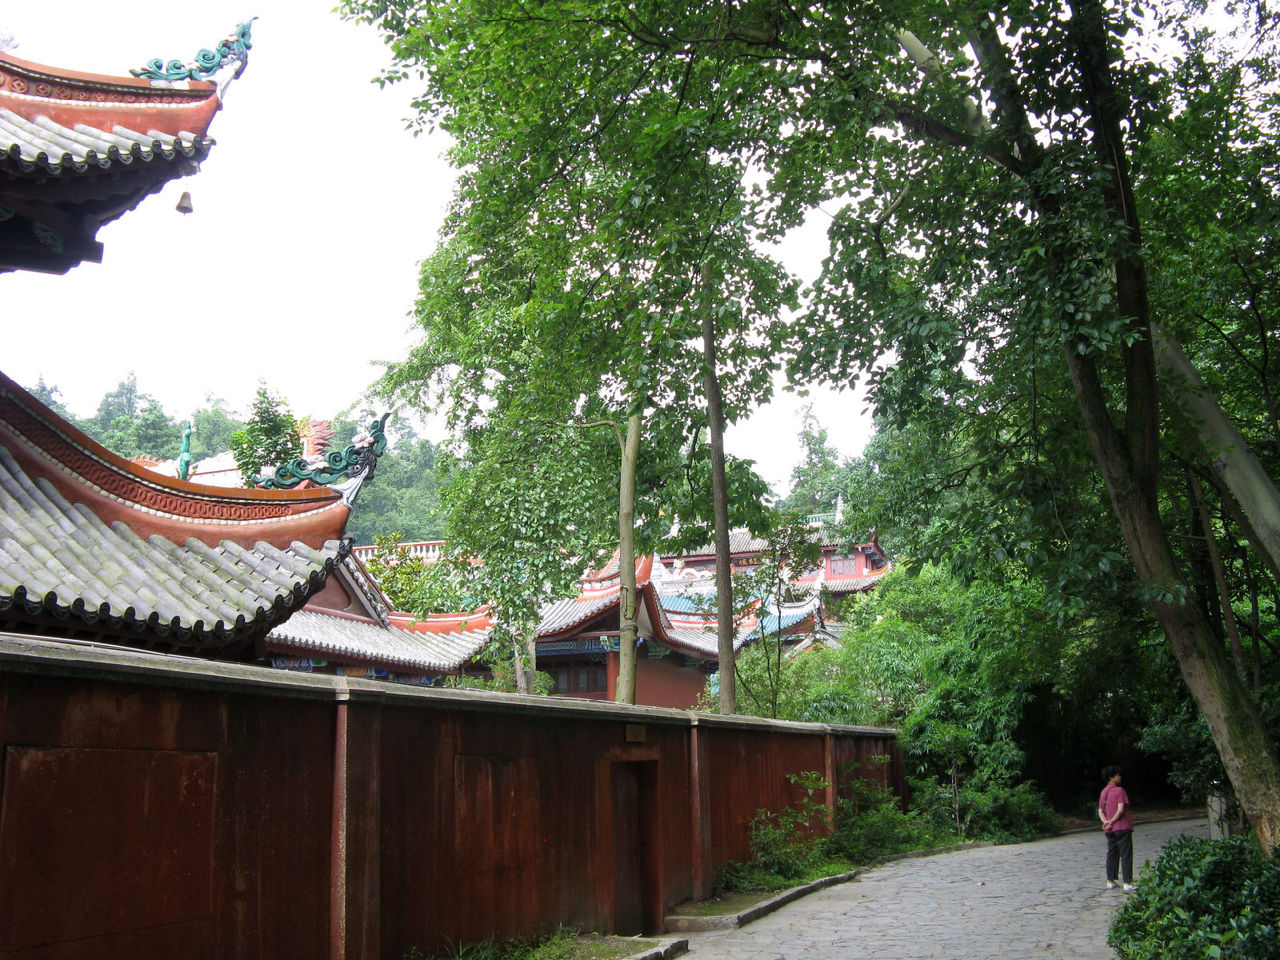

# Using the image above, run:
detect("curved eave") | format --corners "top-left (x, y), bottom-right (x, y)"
top-left (0, 113), bottom-right (211, 177)
top-left (0, 372), bottom-right (348, 549)
top-left (0, 540), bottom-right (349, 650)
top-left (0, 50), bottom-right (220, 141)
top-left (268, 609), bottom-right (488, 674)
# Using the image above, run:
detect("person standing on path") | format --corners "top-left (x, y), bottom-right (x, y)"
top-left (1099, 765), bottom-right (1135, 891)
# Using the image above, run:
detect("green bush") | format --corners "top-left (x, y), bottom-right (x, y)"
top-left (715, 771), bottom-right (845, 893)
top-left (824, 770), bottom-right (956, 863)
top-left (825, 798), bottom-right (951, 863)
top-left (1109, 836), bottom-right (1280, 960)
top-left (743, 771), bottom-right (832, 880)
top-left (909, 778), bottom-right (1058, 842)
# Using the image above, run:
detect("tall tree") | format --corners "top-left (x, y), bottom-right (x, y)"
top-left (25, 378), bottom-right (74, 421)
top-left (436, 419), bottom-right (619, 693)
top-left (230, 383), bottom-right (301, 486)
top-left (77, 373), bottom-right (182, 460)
top-left (346, 0), bottom-right (1280, 844)
top-left (349, 0), bottom-right (793, 705)
top-left (783, 410), bottom-right (855, 516)
top-left (190, 397), bottom-right (246, 461)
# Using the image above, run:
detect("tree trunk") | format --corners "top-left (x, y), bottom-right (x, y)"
top-left (702, 264), bottom-right (736, 715)
top-left (1065, 346), bottom-right (1280, 855)
top-left (614, 412), bottom-right (642, 705)
top-left (524, 630), bottom-right (538, 692)
top-left (512, 632), bottom-right (530, 694)
top-left (1189, 473), bottom-right (1246, 678)
top-left (1153, 324), bottom-right (1280, 584)
top-left (1062, 0), bottom-right (1280, 852)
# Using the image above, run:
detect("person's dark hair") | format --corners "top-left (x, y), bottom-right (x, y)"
top-left (1103, 765), bottom-right (1122, 781)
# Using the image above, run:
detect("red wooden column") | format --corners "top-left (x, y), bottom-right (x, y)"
top-left (688, 719), bottom-right (713, 899)
top-left (823, 730), bottom-right (837, 833)
top-left (330, 683), bottom-right (382, 960)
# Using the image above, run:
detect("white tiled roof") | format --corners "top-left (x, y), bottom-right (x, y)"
top-left (268, 610), bottom-right (486, 673)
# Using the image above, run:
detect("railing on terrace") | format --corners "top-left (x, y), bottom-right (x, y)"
top-left (350, 540), bottom-right (445, 562)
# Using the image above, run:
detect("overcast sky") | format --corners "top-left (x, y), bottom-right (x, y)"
top-left (1, 2), bottom-right (874, 495)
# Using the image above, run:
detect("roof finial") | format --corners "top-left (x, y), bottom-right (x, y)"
top-left (178, 421), bottom-right (193, 480)
top-left (254, 413), bottom-right (391, 505)
top-left (131, 19), bottom-right (256, 82)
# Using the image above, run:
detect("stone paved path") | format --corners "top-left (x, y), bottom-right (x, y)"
top-left (683, 818), bottom-right (1206, 960)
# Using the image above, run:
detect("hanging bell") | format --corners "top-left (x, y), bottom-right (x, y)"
top-left (175, 191), bottom-right (194, 215)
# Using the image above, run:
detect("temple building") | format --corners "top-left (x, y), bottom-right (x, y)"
top-left (0, 370), bottom-right (485, 678)
top-left (0, 23), bottom-right (247, 273)
top-left (351, 531), bottom-right (877, 710)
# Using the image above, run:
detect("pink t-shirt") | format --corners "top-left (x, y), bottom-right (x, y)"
top-left (1100, 784), bottom-right (1132, 832)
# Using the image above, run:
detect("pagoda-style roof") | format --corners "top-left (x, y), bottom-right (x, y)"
top-left (265, 556), bottom-right (489, 676)
top-left (410, 552), bottom-right (776, 664)
top-left (0, 371), bottom-right (351, 653)
top-left (0, 47), bottom-right (222, 273)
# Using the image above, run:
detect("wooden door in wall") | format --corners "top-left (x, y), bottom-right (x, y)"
top-left (610, 761), bottom-right (655, 935)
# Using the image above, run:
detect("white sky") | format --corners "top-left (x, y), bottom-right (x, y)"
top-left (0, 2), bottom-right (874, 496)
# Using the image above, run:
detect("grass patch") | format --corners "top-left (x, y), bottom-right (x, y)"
top-left (714, 856), bottom-right (854, 894)
top-left (403, 927), bottom-right (655, 960)
top-left (670, 889), bottom-right (778, 917)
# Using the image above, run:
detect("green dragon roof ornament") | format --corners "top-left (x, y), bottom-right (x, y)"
top-left (177, 421), bottom-right (193, 481)
top-left (131, 19), bottom-right (256, 82)
top-left (254, 413), bottom-right (391, 507)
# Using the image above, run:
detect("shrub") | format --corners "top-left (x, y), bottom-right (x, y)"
top-left (824, 768), bottom-right (956, 863)
top-left (1109, 835), bottom-right (1280, 960)
top-left (745, 771), bottom-right (832, 880)
top-left (826, 797), bottom-right (951, 863)
top-left (909, 778), bottom-right (1058, 842)
top-left (714, 771), bottom-right (843, 893)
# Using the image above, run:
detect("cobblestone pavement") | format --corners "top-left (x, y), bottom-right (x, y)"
top-left (684, 819), bottom-right (1207, 960)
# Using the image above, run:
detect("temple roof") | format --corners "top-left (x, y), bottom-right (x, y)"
top-left (265, 556), bottom-right (488, 674)
top-left (0, 371), bottom-right (351, 652)
top-left (267, 609), bottom-right (483, 674)
top-left (0, 47), bottom-right (222, 273)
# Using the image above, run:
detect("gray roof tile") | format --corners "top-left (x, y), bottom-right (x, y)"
top-left (0, 442), bottom-right (345, 646)
top-left (268, 610), bottom-right (487, 673)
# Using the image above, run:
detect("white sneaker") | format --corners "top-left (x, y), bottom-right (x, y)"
top-left (1107, 881), bottom-right (1118, 889)
top-left (1123, 884), bottom-right (1137, 893)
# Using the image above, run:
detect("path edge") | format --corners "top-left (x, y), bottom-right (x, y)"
top-left (664, 841), bottom-right (991, 933)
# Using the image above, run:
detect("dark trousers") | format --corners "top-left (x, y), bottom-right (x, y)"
top-left (1106, 829), bottom-right (1133, 883)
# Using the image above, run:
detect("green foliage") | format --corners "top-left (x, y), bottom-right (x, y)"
top-left (407, 926), bottom-right (635, 960)
top-left (73, 373), bottom-right (183, 460)
top-left (1109, 836), bottom-right (1280, 960)
top-left (1139, 681), bottom-right (1280, 804)
top-left (26, 378), bottom-right (74, 421)
top-left (717, 771), bottom-right (841, 893)
top-left (717, 764), bottom-right (957, 894)
top-left (349, 0), bottom-right (1280, 811)
top-left (908, 778), bottom-right (1059, 844)
top-left (343, 431), bottom-right (444, 544)
top-left (230, 383), bottom-right (301, 486)
top-left (189, 399), bottom-right (245, 460)
top-left (362, 534), bottom-right (483, 615)
top-left (731, 510), bottom-right (824, 719)
top-left (781, 411), bottom-right (858, 516)
top-left (827, 767), bottom-right (956, 864)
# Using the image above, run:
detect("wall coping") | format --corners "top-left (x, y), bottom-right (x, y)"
top-left (0, 631), bottom-right (897, 738)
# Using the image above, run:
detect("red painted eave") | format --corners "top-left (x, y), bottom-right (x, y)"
top-left (0, 50), bottom-right (220, 138)
top-left (0, 371), bottom-right (349, 550)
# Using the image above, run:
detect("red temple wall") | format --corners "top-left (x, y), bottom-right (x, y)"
top-left (0, 634), bottom-right (900, 960)
top-left (634, 655), bottom-right (708, 710)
